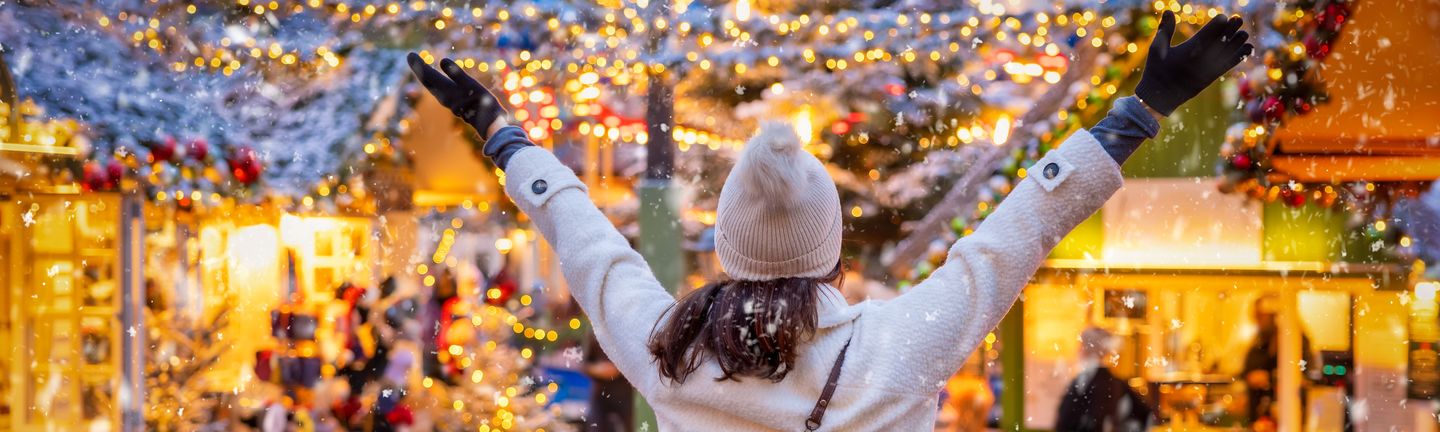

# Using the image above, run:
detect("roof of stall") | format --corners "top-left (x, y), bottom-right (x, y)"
top-left (1271, 0), bottom-right (1440, 182)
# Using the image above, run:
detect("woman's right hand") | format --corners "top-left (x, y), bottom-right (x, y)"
top-left (406, 52), bottom-right (508, 140)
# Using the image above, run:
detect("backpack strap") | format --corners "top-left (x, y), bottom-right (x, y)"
top-left (805, 338), bottom-right (852, 431)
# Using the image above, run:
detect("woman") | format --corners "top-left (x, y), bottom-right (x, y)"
top-left (407, 11), bottom-right (1249, 430)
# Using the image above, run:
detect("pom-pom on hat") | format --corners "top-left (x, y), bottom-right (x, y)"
top-left (715, 122), bottom-right (843, 281)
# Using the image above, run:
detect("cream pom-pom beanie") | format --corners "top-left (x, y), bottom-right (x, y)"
top-left (715, 122), bottom-right (843, 281)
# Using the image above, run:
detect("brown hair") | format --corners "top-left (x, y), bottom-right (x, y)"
top-left (648, 264), bottom-right (843, 383)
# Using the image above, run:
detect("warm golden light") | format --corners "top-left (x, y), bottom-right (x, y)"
top-left (993, 115), bottom-right (1012, 145)
top-left (793, 105), bottom-right (814, 146)
top-left (1418, 282), bottom-right (1439, 302)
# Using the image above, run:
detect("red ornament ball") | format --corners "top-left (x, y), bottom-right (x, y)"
top-left (149, 137), bottom-right (177, 162)
top-left (104, 159), bottom-right (125, 189)
top-left (187, 138), bottom-right (209, 161)
top-left (1238, 78), bottom-right (1255, 100)
top-left (229, 147), bottom-right (262, 185)
top-left (1261, 96), bottom-right (1286, 122)
top-left (82, 162), bottom-right (106, 191)
top-left (1287, 192), bottom-right (1306, 207)
top-left (1232, 153), bottom-right (1253, 170)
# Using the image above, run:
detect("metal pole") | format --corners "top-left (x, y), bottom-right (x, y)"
top-left (999, 302), bottom-right (1025, 431)
top-left (119, 194), bottom-right (146, 431)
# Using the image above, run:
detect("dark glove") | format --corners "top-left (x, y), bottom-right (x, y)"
top-left (407, 53), bottom-right (508, 140)
top-left (1135, 11), bottom-right (1254, 116)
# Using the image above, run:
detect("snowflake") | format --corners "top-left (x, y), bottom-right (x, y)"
top-left (21, 209), bottom-right (35, 227)
top-left (735, 85), bottom-right (746, 95)
top-left (562, 346), bottom-right (584, 367)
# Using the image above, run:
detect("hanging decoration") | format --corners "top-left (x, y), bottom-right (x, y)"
top-left (1217, 0), bottom-right (1361, 210)
top-left (1213, 0), bottom-right (1420, 258)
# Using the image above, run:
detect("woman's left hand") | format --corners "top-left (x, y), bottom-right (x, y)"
top-left (406, 52), bottom-right (508, 140)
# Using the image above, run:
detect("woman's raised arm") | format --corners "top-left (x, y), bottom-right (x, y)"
top-left (408, 54), bottom-right (676, 395)
top-left (859, 11), bottom-right (1252, 393)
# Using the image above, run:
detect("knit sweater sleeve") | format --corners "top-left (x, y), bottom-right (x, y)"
top-left (860, 128), bottom-right (1126, 392)
top-left (497, 141), bottom-right (675, 395)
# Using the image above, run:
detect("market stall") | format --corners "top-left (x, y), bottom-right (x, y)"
top-left (0, 57), bottom-right (145, 431)
top-left (1015, 177), bottom-right (1408, 431)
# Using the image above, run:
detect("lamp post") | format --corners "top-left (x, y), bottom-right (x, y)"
top-left (0, 45), bottom-right (18, 143)
top-left (633, 1), bottom-right (684, 428)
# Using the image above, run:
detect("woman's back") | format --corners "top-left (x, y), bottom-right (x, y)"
top-left (647, 292), bottom-right (941, 431)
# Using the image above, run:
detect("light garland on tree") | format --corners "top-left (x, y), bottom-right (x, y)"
top-left (902, 3), bottom-right (1191, 284)
top-left (1218, 0), bottom-right (1358, 209)
top-left (1214, 0), bottom-right (1419, 257)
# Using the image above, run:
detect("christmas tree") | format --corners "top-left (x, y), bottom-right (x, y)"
top-left (144, 302), bottom-right (232, 430)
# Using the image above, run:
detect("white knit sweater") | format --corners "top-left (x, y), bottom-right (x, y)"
top-left (502, 129), bottom-right (1124, 431)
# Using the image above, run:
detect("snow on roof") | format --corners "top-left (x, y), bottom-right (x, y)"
top-left (0, 5), bottom-right (412, 194)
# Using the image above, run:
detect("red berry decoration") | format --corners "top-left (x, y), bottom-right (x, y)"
top-left (187, 138), bottom-right (209, 161)
top-left (1294, 98), bottom-right (1314, 115)
top-left (1320, 3), bottom-right (1348, 32)
top-left (1232, 153), bottom-right (1253, 170)
top-left (1286, 190), bottom-right (1307, 207)
top-left (104, 159), bottom-right (125, 189)
top-left (82, 162), bottom-right (106, 191)
top-left (1303, 35), bottom-right (1330, 60)
top-left (1238, 78), bottom-right (1255, 100)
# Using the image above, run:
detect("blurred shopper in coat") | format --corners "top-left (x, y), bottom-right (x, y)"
top-left (1056, 327), bottom-right (1152, 432)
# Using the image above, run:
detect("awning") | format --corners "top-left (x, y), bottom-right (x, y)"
top-left (1270, 0), bottom-right (1440, 182)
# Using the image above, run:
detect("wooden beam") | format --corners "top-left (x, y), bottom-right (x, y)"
top-left (1269, 155), bottom-right (1440, 182)
top-left (0, 142), bottom-right (81, 156)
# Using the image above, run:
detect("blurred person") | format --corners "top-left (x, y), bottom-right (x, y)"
top-left (1242, 295), bottom-right (1313, 426)
top-left (937, 372), bottom-right (994, 432)
top-left (408, 10), bottom-right (1249, 430)
top-left (1056, 327), bottom-right (1152, 432)
top-left (583, 333), bottom-right (635, 432)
